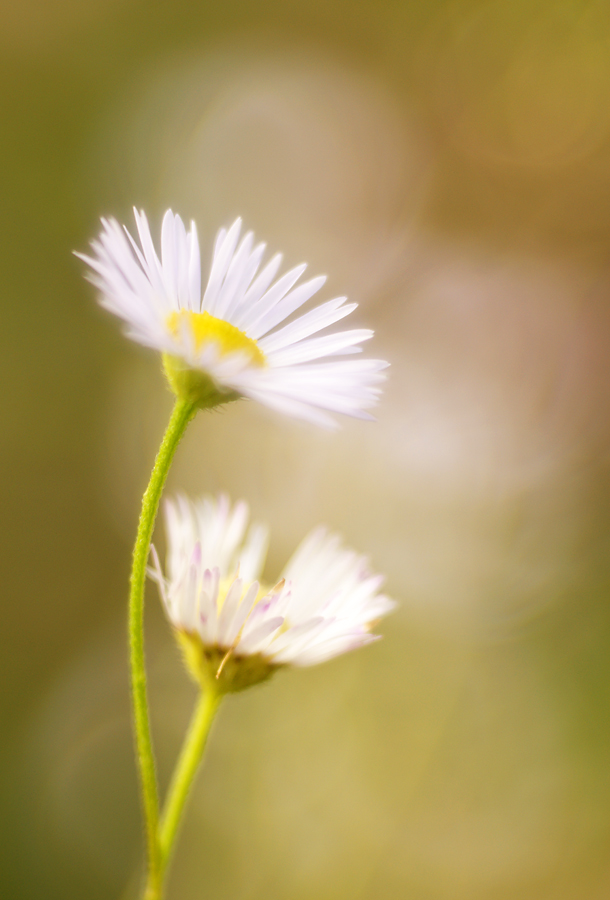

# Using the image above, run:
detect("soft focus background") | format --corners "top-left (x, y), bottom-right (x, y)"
top-left (3, 1), bottom-right (610, 898)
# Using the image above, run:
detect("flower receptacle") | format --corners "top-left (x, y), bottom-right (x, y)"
top-left (177, 630), bottom-right (278, 694)
top-left (162, 353), bottom-right (241, 411)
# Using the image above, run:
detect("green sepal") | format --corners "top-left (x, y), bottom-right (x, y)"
top-left (177, 630), bottom-right (279, 694)
top-left (162, 353), bottom-right (241, 411)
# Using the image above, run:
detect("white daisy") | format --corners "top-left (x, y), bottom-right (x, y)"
top-left (149, 495), bottom-right (395, 692)
top-left (78, 209), bottom-right (388, 427)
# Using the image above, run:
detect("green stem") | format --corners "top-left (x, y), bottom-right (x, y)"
top-left (129, 397), bottom-right (196, 898)
top-left (157, 687), bottom-right (223, 887)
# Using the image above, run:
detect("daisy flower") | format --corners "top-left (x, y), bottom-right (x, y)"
top-left (149, 495), bottom-right (395, 693)
top-left (77, 210), bottom-right (388, 427)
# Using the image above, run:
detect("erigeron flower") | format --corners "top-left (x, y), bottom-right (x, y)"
top-left (149, 495), bottom-right (395, 693)
top-left (78, 210), bottom-right (388, 427)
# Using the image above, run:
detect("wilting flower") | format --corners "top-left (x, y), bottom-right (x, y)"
top-left (149, 495), bottom-right (395, 692)
top-left (78, 210), bottom-right (388, 427)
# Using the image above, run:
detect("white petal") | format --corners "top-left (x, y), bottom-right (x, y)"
top-left (188, 220), bottom-right (201, 310)
top-left (267, 617), bottom-right (326, 660)
top-left (238, 264), bottom-right (308, 332)
top-left (224, 581), bottom-right (260, 646)
top-left (238, 617), bottom-right (284, 655)
top-left (290, 633), bottom-right (379, 666)
top-left (238, 523), bottom-right (269, 583)
top-left (224, 242), bottom-right (267, 320)
top-left (258, 298), bottom-right (354, 354)
top-left (202, 219), bottom-right (242, 314)
top-left (237, 252), bottom-right (283, 311)
top-left (217, 577), bottom-right (243, 645)
top-left (267, 329), bottom-right (372, 367)
top-left (213, 231), bottom-right (255, 319)
top-left (248, 275), bottom-right (326, 339)
top-left (237, 387), bottom-right (340, 428)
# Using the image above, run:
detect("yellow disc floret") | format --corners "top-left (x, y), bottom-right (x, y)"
top-left (167, 310), bottom-right (266, 366)
top-left (163, 310), bottom-right (266, 410)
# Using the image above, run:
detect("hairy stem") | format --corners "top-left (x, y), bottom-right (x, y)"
top-left (128, 397), bottom-right (196, 898)
top-left (157, 686), bottom-right (223, 888)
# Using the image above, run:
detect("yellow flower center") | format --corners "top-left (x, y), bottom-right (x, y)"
top-left (167, 309), bottom-right (266, 367)
top-left (175, 575), bottom-right (286, 694)
top-left (217, 576), bottom-right (273, 610)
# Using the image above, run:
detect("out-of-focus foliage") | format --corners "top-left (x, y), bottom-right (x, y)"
top-left (3, 1), bottom-right (610, 898)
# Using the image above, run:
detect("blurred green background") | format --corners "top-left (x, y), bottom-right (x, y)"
top-left (4, 0), bottom-right (610, 897)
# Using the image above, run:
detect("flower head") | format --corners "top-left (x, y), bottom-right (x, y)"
top-left (149, 495), bottom-right (395, 693)
top-left (78, 210), bottom-right (388, 427)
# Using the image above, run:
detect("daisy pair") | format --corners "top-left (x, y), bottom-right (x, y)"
top-left (79, 208), bottom-right (394, 683)
top-left (78, 208), bottom-right (392, 900)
